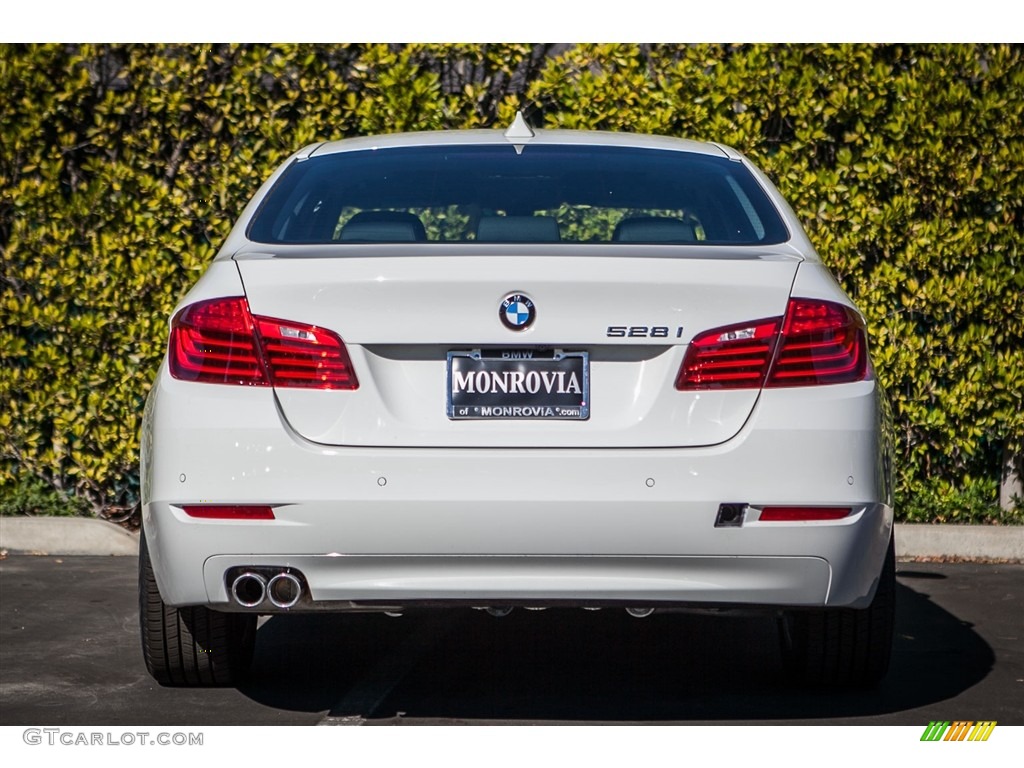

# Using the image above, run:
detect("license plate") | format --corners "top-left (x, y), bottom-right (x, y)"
top-left (447, 350), bottom-right (590, 420)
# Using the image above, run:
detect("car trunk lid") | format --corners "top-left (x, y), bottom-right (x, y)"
top-left (235, 246), bottom-right (800, 448)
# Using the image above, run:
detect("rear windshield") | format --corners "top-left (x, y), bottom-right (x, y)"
top-left (247, 144), bottom-right (789, 245)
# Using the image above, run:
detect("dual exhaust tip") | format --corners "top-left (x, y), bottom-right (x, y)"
top-left (230, 571), bottom-right (302, 609)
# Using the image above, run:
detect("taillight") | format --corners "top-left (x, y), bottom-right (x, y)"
top-left (766, 299), bottom-right (867, 387)
top-left (676, 298), bottom-right (867, 390)
top-left (675, 318), bottom-right (781, 390)
top-left (169, 297), bottom-right (358, 389)
top-left (255, 316), bottom-right (358, 389)
top-left (170, 297), bottom-right (268, 386)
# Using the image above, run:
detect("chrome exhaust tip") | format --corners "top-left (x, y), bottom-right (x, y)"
top-left (266, 572), bottom-right (302, 609)
top-left (485, 606), bottom-right (514, 618)
top-left (231, 572), bottom-right (267, 608)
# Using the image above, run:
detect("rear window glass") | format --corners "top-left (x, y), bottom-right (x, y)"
top-left (247, 144), bottom-right (789, 245)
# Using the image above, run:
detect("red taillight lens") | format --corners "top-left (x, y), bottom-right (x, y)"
top-left (182, 505), bottom-right (276, 520)
top-left (676, 298), bottom-right (868, 391)
top-left (169, 297), bottom-right (358, 389)
top-left (759, 506), bottom-right (852, 521)
top-left (170, 297), bottom-right (268, 386)
top-left (255, 317), bottom-right (358, 390)
top-left (675, 318), bottom-right (781, 390)
top-left (767, 299), bottom-right (867, 387)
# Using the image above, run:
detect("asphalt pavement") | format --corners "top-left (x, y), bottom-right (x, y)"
top-left (0, 553), bottom-right (1021, 725)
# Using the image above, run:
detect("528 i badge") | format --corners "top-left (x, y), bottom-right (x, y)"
top-left (607, 325), bottom-right (685, 338)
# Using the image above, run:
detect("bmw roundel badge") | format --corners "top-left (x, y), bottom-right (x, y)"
top-left (499, 293), bottom-right (536, 331)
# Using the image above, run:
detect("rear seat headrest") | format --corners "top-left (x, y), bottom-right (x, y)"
top-left (612, 217), bottom-right (696, 243)
top-left (339, 210), bottom-right (427, 242)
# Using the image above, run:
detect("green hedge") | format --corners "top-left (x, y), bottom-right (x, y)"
top-left (2, 44), bottom-right (1022, 522)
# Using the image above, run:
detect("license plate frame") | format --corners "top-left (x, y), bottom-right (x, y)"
top-left (446, 349), bottom-right (590, 421)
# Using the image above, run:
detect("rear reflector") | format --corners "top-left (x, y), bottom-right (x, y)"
top-left (758, 506), bottom-right (852, 521)
top-left (169, 297), bottom-right (358, 389)
top-left (676, 298), bottom-right (868, 390)
top-left (182, 505), bottom-right (276, 520)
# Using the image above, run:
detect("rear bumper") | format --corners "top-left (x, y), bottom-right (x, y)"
top-left (205, 553), bottom-right (833, 608)
top-left (142, 369), bottom-right (893, 611)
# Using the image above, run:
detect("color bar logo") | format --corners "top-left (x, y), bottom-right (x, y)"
top-left (920, 721), bottom-right (997, 741)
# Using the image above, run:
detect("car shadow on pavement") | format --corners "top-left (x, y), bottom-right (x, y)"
top-left (237, 575), bottom-right (996, 722)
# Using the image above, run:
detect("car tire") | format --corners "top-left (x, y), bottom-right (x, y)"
top-left (778, 534), bottom-right (895, 688)
top-left (139, 530), bottom-right (256, 687)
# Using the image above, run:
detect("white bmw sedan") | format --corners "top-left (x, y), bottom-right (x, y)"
top-left (140, 115), bottom-right (895, 688)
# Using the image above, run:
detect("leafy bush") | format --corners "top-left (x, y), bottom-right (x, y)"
top-left (0, 476), bottom-right (91, 517)
top-left (1, 44), bottom-right (1022, 523)
top-left (898, 475), bottom-right (1022, 525)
